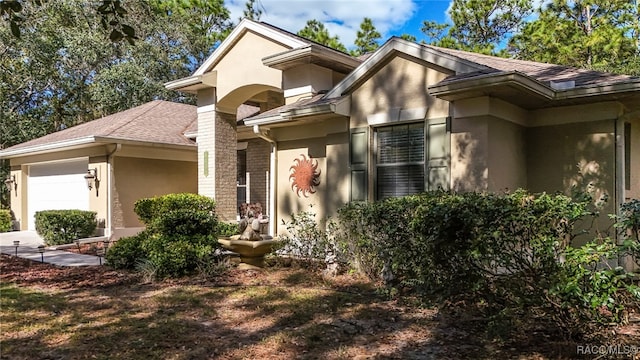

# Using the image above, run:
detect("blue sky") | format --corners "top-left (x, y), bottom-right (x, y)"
top-left (226, 0), bottom-right (453, 50)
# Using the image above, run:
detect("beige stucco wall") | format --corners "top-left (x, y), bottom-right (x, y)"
top-left (487, 117), bottom-right (527, 192)
top-left (527, 119), bottom-right (616, 244)
top-left (212, 31), bottom-right (288, 108)
top-left (272, 118), bottom-right (349, 235)
top-left (111, 156), bottom-right (197, 228)
top-left (451, 117), bottom-right (489, 192)
top-left (350, 55), bottom-right (451, 128)
top-left (88, 157), bottom-right (109, 233)
top-left (7, 166), bottom-right (26, 230)
top-left (283, 64), bottom-right (333, 104)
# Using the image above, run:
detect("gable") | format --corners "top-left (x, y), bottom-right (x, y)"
top-left (212, 30), bottom-right (292, 101)
top-left (194, 19), bottom-right (307, 76)
top-left (350, 55), bottom-right (452, 127)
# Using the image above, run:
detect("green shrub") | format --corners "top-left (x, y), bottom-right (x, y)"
top-left (554, 238), bottom-right (639, 328)
top-left (337, 194), bottom-right (424, 279)
top-left (108, 193), bottom-right (221, 278)
top-left (613, 199), bottom-right (640, 267)
top-left (34, 210), bottom-right (97, 245)
top-left (134, 193), bottom-right (218, 237)
top-left (278, 208), bottom-right (339, 267)
top-left (142, 234), bottom-right (216, 278)
top-left (0, 209), bottom-right (11, 233)
top-left (336, 190), bottom-right (640, 339)
top-left (105, 232), bottom-right (146, 269)
top-left (217, 221), bottom-right (239, 237)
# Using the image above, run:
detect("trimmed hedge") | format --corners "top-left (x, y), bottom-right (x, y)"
top-left (0, 209), bottom-right (11, 233)
top-left (335, 190), bottom-right (640, 338)
top-left (108, 193), bottom-right (220, 278)
top-left (34, 210), bottom-right (97, 245)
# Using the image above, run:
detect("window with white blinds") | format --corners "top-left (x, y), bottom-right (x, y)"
top-left (375, 122), bottom-right (425, 199)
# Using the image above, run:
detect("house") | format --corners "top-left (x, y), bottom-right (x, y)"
top-left (163, 19), bottom-right (638, 242)
top-left (0, 100), bottom-right (198, 239)
top-left (3, 19), bottom-right (639, 251)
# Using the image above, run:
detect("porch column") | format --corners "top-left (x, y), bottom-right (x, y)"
top-left (196, 88), bottom-right (237, 221)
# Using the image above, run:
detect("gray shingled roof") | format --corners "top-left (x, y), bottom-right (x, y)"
top-left (244, 41), bottom-right (638, 123)
top-left (4, 100), bottom-right (197, 152)
top-left (245, 93), bottom-right (327, 121)
top-left (426, 45), bottom-right (637, 87)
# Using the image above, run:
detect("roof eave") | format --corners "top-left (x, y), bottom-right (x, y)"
top-left (556, 79), bottom-right (640, 100)
top-left (92, 137), bottom-right (196, 150)
top-left (428, 72), bottom-right (555, 101)
top-left (164, 72), bottom-right (217, 93)
top-left (244, 96), bottom-right (350, 126)
top-left (0, 136), bottom-right (98, 158)
top-left (0, 135), bottom-right (196, 159)
top-left (326, 38), bottom-right (488, 98)
top-left (428, 72), bottom-right (640, 104)
top-left (262, 44), bottom-right (361, 72)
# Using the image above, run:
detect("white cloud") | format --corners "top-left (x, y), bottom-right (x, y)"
top-left (227, 0), bottom-right (417, 49)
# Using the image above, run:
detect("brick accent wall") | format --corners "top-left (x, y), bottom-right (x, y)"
top-left (246, 138), bottom-right (271, 213)
top-left (214, 111), bottom-right (238, 221)
top-left (197, 110), bottom-right (216, 199)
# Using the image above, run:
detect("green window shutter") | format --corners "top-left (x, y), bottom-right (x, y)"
top-left (426, 117), bottom-right (450, 190)
top-left (350, 127), bottom-right (369, 202)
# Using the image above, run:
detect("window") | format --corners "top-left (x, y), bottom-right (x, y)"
top-left (375, 123), bottom-right (425, 199)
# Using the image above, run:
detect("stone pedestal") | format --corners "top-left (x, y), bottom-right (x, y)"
top-left (218, 235), bottom-right (276, 270)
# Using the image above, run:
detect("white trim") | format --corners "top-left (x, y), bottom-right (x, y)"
top-left (326, 38), bottom-right (486, 99)
top-left (194, 19), bottom-right (307, 76)
top-left (164, 75), bottom-right (202, 90)
top-left (284, 85), bottom-right (315, 98)
top-left (237, 142), bottom-right (248, 150)
top-left (0, 136), bottom-right (96, 158)
top-left (197, 104), bottom-right (217, 114)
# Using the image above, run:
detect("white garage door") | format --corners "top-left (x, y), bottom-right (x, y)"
top-left (27, 159), bottom-right (90, 230)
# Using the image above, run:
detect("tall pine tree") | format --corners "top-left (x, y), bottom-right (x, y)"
top-left (351, 17), bottom-right (381, 56)
top-left (297, 19), bottom-right (347, 52)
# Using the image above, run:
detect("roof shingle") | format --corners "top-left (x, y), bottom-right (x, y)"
top-left (4, 100), bottom-right (197, 152)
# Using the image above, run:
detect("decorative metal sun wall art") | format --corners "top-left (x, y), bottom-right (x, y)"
top-left (289, 154), bottom-right (321, 197)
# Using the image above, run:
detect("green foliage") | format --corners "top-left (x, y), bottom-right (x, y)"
top-left (1, 0), bottom-right (231, 161)
top-left (216, 221), bottom-right (239, 237)
top-left (351, 17), bottom-right (381, 56)
top-left (109, 193), bottom-right (221, 278)
top-left (34, 210), bottom-right (97, 245)
top-left (554, 238), bottom-right (637, 328)
top-left (612, 199), bottom-right (640, 266)
top-left (508, 0), bottom-right (640, 74)
top-left (336, 190), bottom-right (639, 338)
top-left (337, 194), bottom-right (424, 279)
top-left (134, 193), bottom-right (218, 237)
top-left (420, 0), bottom-right (533, 54)
top-left (105, 232), bottom-right (146, 269)
top-left (278, 207), bottom-right (339, 267)
top-left (0, 209), bottom-right (11, 232)
top-left (241, 0), bottom-right (262, 21)
top-left (297, 19), bottom-right (347, 52)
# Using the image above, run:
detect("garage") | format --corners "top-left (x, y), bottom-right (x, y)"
top-left (27, 159), bottom-right (90, 230)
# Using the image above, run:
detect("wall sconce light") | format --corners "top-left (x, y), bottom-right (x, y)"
top-left (4, 175), bottom-right (16, 192)
top-left (84, 168), bottom-right (98, 191)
